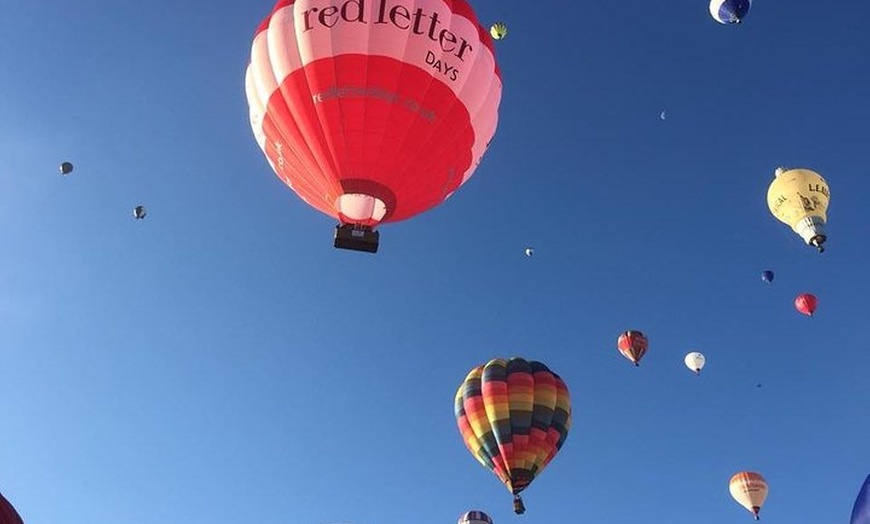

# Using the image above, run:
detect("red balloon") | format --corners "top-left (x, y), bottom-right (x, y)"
top-left (0, 491), bottom-right (24, 524)
top-left (795, 293), bottom-right (818, 316)
top-left (617, 330), bottom-right (648, 366)
top-left (245, 0), bottom-right (502, 233)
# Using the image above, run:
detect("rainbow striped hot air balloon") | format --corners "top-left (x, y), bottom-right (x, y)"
top-left (454, 357), bottom-right (571, 514)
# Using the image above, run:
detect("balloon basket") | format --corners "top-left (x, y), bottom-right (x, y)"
top-left (334, 224), bottom-right (379, 253)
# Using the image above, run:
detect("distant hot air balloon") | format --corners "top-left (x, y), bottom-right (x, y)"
top-left (761, 270), bottom-right (774, 283)
top-left (59, 162), bottom-right (73, 175)
top-left (459, 510), bottom-right (493, 524)
top-left (0, 491), bottom-right (24, 524)
top-left (133, 205), bottom-right (147, 220)
top-left (852, 475), bottom-right (870, 524)
top-left (455, 357), bottom-right (571, 515)
top-left (795, 293), bottom-right (817, 316)
top-left (730, 471), bottom-right (768, 520)
top-left (490, 22), bottom-right (508, 40)
top-left (525, 247), bottom-right (534, 257)
top-left (246, 0), bottom-right (502, 253)
top-left (660, 110), bottom-right (667, 120)
top-left (709, 0), bottom-right (752, 24)
top-left (767, 167), bottom-right (830, 253)
top-left (684, 351), bottom-right (706, 375)
top-left (617, 330), bottom-right (648, 366)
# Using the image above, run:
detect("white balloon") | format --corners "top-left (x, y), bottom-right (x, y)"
top-left (684, 351), bottom-right (706, 374)
top-left (525, 247), bottom-right (534, 257)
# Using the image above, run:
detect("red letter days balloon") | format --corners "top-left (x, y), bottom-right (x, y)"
top-left (0, 491), bottom-right (24, 524)
top-left (454, 358), bottom-right (571, 515)
top-left (617, 330), bottom-right (648, 366)
top-left (795, 293), bottom-right (817, 316)
top-left (245, 0), bottom-right (502, 228)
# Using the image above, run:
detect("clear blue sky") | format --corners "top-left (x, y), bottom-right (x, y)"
top-left (1, 1), bottom-right (868, 523)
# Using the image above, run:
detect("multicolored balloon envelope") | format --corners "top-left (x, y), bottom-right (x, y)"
top-left (617, 330), bottom-right (648, 366)
top-left (729, 471), bottom-right (768, 520)
top-left (709, 0), bottom-right (752, 24)
top-left (852, 475), bottom-right (870, 524)
top-left (246, 0), bottom-right (503, 251)
top-left (454, 358), bottom-right (571, 514)
top-left (0, 491), bottom-right (24, 524)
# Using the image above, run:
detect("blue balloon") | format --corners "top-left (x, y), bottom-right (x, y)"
top-left (709, 0), bottom-right (752, 25)
top-left (852, 475), bottom-right (870, 524)
top-left (762, 270), bottom-right (774, 283)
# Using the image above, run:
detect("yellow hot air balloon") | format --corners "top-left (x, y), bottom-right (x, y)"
top-left (490, 22), bottom-right (508, 40)
top-left (730, 471), bottom-right (769, 520)
top-left (767, 167), bottom-right (830, 252)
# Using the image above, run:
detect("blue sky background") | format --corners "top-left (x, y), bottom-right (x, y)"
top-left (1, 1), bottom-right (868, 523)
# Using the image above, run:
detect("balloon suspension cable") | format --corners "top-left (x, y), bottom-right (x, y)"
top-left (512, 494), bottom-right (526, 515)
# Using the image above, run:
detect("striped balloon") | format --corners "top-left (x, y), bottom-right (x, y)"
top-left (0, 491), bottom-right (24, 524)
top-left (709, 0), bottom-right (752, 25)
top-left (454, 358), bottom-right (571, 514)
top-left (246, 0), bottom-right (502, 230)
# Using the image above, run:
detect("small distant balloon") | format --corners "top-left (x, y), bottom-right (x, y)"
top-left (660, 110), bottom-right (666, 120)
top-left (729, 471), bottom-right (768, 520)
top-left (710, 0), bottom-right (752, 25)
top-left (795, 293), bottom-right (817, 316)
top-left (133, 205), bottom-right (147, 220)
top-left (59, 161), bottom-right (73, 175)
top-left (459, 511), bottom-right (493, 524)
top-left (617, 330), bottom-right (648, 366)
top-left (684, 351), bottom-right (706, 375)
top-left (525, 247), bottom-right (534, 257)
top-left (761, 270), bottom-right (774, 283)
top-left (490, 22), bottom-right (508, 40)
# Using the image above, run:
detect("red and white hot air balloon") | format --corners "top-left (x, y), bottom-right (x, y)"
top-left (617, 330), bottom-right (648, 366)
top-left (245, 0), bottom-right (502, 252)
top-left (795, 293), bottom-right (818, 316)
top-left (729, 471), bottom-right (769, 520)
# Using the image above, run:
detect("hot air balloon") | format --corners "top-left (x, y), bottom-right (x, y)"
top-left (0, 491), bottom-right (24, 524)
top-left (59, 162), bottom-right (73, 175)
top-left (730, 471), bottom-right (768, 520)
top-left (617, 330), bottom-right (648, 366)
top-left (709, 0), bottom-right (752, 24)
top-left (684, 351), bottom-right (705, 375)
top-left (455, 357), bottom-right (571, 515)
top-left (525, 247), bottom-right (534, 257)
top-left (490, 22), bottom-right (508, 40)
top-left (795, 293), bottom-right (817, 316)
top-left (133, 205), bottom-right (147, 220)
top-left (852, 475), bottom-right (870, 524)
top-left (459, 510), bottom-right (493, 524)
top-left (761, 270), bottom-right (774, 283)
top-left (246, 0), bottom-right (502, 253)
top-left (767, 167), bottom-right (830, 253)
